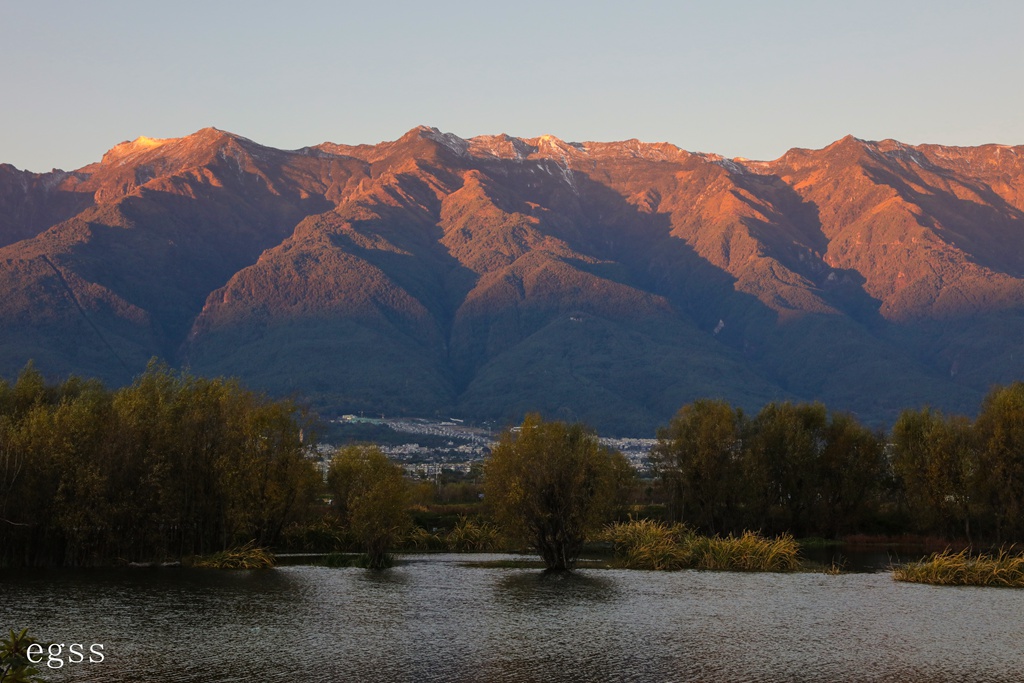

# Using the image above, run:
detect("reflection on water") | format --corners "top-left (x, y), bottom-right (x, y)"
top-left (3, 553), bottom-right (1024, 682)
top-left (495, 569), bottom-right (616, 607)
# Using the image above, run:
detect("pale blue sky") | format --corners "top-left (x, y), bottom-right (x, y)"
top-left (2, 0), bottom-right (1022, 172)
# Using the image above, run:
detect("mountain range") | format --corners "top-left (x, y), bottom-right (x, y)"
top-left (2, 126), bottom-right (1023, 434)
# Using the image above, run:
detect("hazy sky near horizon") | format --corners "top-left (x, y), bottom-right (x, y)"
top-left (2, 0), bottom-right (1022, 172)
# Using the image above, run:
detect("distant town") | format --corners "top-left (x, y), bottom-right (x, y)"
top-left (313, 415), bottom-right (657, 480)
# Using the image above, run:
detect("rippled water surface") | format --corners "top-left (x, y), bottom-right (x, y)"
top-left (4, 554), bottom-right (1024, 682)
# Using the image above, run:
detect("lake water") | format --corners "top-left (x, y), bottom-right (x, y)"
top-left (3, 553), bottom-right (1023, 682)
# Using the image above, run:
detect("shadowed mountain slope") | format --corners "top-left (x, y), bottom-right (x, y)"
top-left (2, 127), bottom-right (1023, 433)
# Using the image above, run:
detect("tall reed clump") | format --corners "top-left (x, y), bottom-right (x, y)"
top-left (696, 531), bottom-right (801, 572)
top-left (603, 519), bottom-right (801, 572)
top-left (893, 548), bottom-right (1024, 587)
top-left (444, 516), bottom-right (503, 552)
top-left (407, 517), bottom-right (504, 552)
top-left (602, 518), bottom-right (694, 570)
top-left (192, 541), bottom-right (275, 569)
top-left (407, 527), bottom-right (445, 551)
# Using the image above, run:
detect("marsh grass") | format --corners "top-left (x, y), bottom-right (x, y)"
top-left (444, 516), bottom-right (503, 552)
top-left (601, 518), bottom-right (692, 570)
top-left (603, 519), bottom-right (801, 572)
top-left (823, 559), bottom-right (845, 575)
top-left (192, 541), bottom-right (274, 569)
top-left (893, 548), bottom-right (1024, 587)
top-left (697, 532), bottom-right (801, 572)
top-left (407, 527), bottom-right (445, 551)
top-left (407, 516), bottom-right (504, 552)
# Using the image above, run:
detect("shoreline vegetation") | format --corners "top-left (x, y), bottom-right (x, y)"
top-left (3, 363), bottom-right (1024, 587)
top-left (158, 524), bottom-right (1024, 588)
top-left (893, 548), bottom-right (1024, 587)
top-left (603, 519), bottom-right (801, 572)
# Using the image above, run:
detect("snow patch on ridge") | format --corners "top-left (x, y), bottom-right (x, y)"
top-left (102, 135), bottom-right (175, 165)
top-left (711, 157), bottom-right (747, 175)
top-left (879, 140), bottom-right (927, 167)
top-left (467, 134), bottom-right (535, 161)
top-left (422, 128), bottom-right (470, 156)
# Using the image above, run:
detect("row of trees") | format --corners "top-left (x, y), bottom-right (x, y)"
top-left (651, 400), bottom-right (884, 538)
top-left (329, 387), bottom-right (1024, 571)
top-left (6, 359), bottom-right (1024, 569)
top-left (0, 359), bottom-right (623, 572)
top-left (0, 363), bottom-right (322, 567)
top-left (652, 384), bottom-right (1024, 544)
top-left (892, 384), bottom-right (1024, 543)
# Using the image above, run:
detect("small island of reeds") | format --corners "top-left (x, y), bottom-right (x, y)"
top-left (603, 519), bottom-right (801, 572)
top-left (893, 548), bottom-right (1024, 587)
top-left (191, 542), bottom-right (275, 570)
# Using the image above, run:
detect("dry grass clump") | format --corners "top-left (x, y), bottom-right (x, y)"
top-left (192, 541), bottom-right (275, 569)
top-left (408, 527), bottom-right (445, 551)
top-left (444, 516), bottom-right (502, 552)
top-left (696, 531), bottom-right (801, 572)
top-left (823, 559), bottom-right (844, 575)
top-left (408, 516), bottom-right (504, 552)
top-left (603, 519), bottom-right (801, 572)
top-left (893, 548), bottom-right (1024, 587)
top-left (602, 518), bottom-right (693, 570)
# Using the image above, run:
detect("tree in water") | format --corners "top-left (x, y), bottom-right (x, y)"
top-left (327, 445), bottom-right (410, 569)
top-left (484, 414), bottom-right (632, 572)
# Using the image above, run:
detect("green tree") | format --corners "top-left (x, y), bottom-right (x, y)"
top-left (650, 400), bottom-right (744, 534)
top-left (974, 383), bottom-right (1024, 542)
top-left (327, 445), bottom-right (411, 569)
top-left (746, 402), bottom-right (828, 536)
top-left (215, 389), bottom-right (321, 547)
top-left (816, 412), bottom-right (885, 538)
top-left (892, 407), bottom-right (977, 540)
top-left (10, 363), bottom-right (54, 418)
top-left (483, 414), bottom-right (632, 572)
